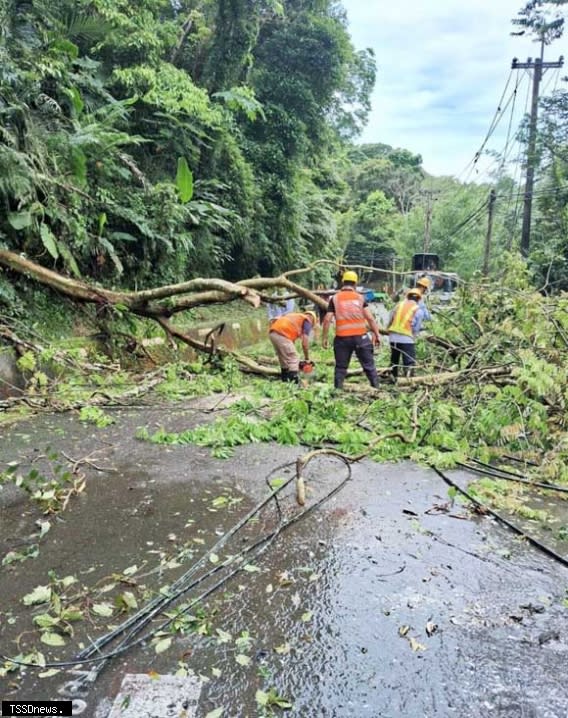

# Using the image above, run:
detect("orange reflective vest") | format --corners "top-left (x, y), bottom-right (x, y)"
top-left (269, 313), bottom-right (311, 341)
top-left (388, 299), bottom-right (419, 337)
top-left (334, 289), bottom-right (367, 337)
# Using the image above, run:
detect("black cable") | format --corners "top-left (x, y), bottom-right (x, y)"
top-left (500, 75), bottom-right (521, 171)
top-left (507, 71), bottom-right (533, 247)
top-left (77, 461), bottom-right (300, 660)
top-left (457, 460), bottom-right (568, 495)
top-left (459, 69), bottom-right (515, 183)
top-left (1, 455), bottom-right (352, 672)
top-left (433, 467), bottom-right (568, 569)
top-left (440, 197), bottom-right (490, 244)
top-left (502, 454), bottom-right (540, 467)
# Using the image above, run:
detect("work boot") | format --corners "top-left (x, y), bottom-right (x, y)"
top-left (287, 371), bottom-right (299, 384)
top-left (280, 369), bottom-right (288, 382)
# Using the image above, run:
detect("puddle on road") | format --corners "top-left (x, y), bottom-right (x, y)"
top-left (1, 409), bottom-right (567, 717)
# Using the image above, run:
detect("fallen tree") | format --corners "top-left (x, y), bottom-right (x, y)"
top-left (0, 248), bottom-right (333, 370)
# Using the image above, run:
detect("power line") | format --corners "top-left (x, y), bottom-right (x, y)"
top-left (458, 69), bottom-right (515, 183)
top-left (441, 197), bottom-right (490, 243)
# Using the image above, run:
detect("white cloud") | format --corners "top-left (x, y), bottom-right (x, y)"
top-left (342, 0), bottom-right (568, 178)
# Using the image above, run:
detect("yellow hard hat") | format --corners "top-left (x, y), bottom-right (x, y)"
top-left (342, 270), bottom-right (358, 284)
top-left (416, 276), bottom-right (430, 289)
top-left (304, 310), bottom-right (317, 324)
top-left (407, 289), bottom-right (421, 300)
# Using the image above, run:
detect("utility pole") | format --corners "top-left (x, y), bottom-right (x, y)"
top-left (421, 190), bottom-right (438, 254)
top-left (483, 189), bottom-right (497, 276)
top-left (512, 50), bottom-right (563, 256)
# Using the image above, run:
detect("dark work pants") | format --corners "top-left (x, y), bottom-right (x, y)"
top-left (333, 334), bottom-right (378, 389)
top-left (390, 341), bottom-right (416, 379)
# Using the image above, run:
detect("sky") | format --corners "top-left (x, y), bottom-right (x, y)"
top-left (341, 0), bottom-right (568, 180)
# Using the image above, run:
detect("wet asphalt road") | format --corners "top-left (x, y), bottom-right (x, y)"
top-left (0, 402), bottom-right (567, 718)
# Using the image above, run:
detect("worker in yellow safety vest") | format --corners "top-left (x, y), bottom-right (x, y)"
top-left (387, 288), bottom-right (426, 379)
top-left (269, 311), bottom-right (317, 383)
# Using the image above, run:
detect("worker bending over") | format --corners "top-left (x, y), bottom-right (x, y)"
top-left (269, 310), bottom-right (317, 383)
top-left (322, 271), bottom-right (381, 390)
top-left (387, 288), bottom-right (426, 379)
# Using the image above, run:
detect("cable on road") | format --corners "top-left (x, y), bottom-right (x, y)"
top-left (433, 467), bottom-right (568, 569)
top-left (456, 458), bottom-right (568, 495)
top-left (0, 454), bottom-right (352, 674)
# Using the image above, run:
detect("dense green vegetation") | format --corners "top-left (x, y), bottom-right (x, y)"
top-left (0, 0), bottom-right (373, 294)
top-left (1, 0), bottom-right (567, 311)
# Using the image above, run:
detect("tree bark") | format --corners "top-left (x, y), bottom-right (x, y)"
top-left (0, 249), bottom-right (327, 372)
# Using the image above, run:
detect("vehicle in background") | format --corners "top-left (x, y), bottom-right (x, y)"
top-left (408, 253), bottom-right (459, 304)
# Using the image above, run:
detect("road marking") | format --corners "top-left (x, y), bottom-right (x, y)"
top-left (106, 673), bottom-right (202, 718)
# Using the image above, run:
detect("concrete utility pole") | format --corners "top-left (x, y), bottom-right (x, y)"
top-left (512, 50), bottom-right (564, 256)
top-left (483, 189), bottom-right (497, 276)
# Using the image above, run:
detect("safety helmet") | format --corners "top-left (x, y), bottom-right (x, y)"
top-left (407, 289), bottom-right (422, 300)
top-left (304, 310), bottom-right (317, 324)
top-left (342, 270), bottom-right (358, 284)
top-left (416, 276), bottom-right (430, 290)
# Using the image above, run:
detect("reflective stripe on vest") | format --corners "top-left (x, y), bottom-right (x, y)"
top-left (335, 289), bottom-right (367, 337)
top-left (388, 299), bottom-right (419, 337)
top-left (269, 313), bottom-right (307, 341)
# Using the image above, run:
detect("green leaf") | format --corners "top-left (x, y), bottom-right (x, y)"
top-left (154, 637), bottom-right (172, 654)
top-left (71, 147), bottom-right (87, 185)
top-left (67, 86), bottom-right (83, 113)
top-left (53, 39), bottom-right (79, 59)
top-left (61, 576), bottom-right (77, 589)
top-left (22, 585), bottom-right (51, 606)
top-left (98, 212), bottom-right (107, 237)
top-left (243, 564), bottom-right (260, 573)
top-left (216, 629), bottom-right (232, 644)
top-left (40, 224), bottom-right (59, 260)
top-left (36, 520), bottom-right (51, 539)
top-left (60, 609), bottom-right (83, 622)
top-left (92, 602), bottom-right (114, 617)
top-left (33, 614), bottom-right (60, 628)
top-left (255, 690), bottom-right (269, 707)
top-left (58, 242), bottom-right (81, 278)
top-left (8, 212), bottom-right (32, 230)
top-left (38, 668), bottom-right (61, 678)
top-left (120, 591), bottom-right (138, 610)
top-left (235, 654), bottom-right (251, 666)
top-left (176, 157), bottom-right (194, 203)
top-left (122, 565), bottom-right (138, 576)
top-left (273, 697), bottom-right (293, 709)
top-left (205, 709), bottom-right (224, 718)
top-left (40, 632), bottom-right (66, 647)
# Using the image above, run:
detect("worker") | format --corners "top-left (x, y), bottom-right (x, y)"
top-left (269, 310), bottom-right (317, 383)
top-left (415, 276), bottom-right (432, 322)
top-left (387, 288), bottom-right (425, 379)
top-left (267, 291), bottom-right (295, 320)
top-left (321, 270), bottom-right (381, 389)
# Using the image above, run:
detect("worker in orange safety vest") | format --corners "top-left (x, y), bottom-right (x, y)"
top-left (321, 270), bottom-right (381, 389)
top-left (269, 310), bottom-right (317, 383)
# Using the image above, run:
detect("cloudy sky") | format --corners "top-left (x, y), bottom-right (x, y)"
top-left (341, 0), bottom-right (567, 179)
